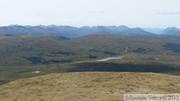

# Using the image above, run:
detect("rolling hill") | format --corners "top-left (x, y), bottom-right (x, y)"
top-left (0, 72), bottom-right (179, 101)
top-left (0, 33), bottom-right (179, 86)
top-left (0, 34), bottom-right (180, 66)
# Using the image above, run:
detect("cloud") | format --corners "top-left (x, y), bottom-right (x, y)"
top-left (157, 12), bottom-right (180, 15)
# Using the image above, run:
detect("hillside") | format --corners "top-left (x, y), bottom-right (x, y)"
top-left (0, 34), bottom-right (179, 85)
top-left (0, 34), bottom-right (180, 66)
top-left (0, 72), bottom-right (179, 101)
top-left (0, 35), bottom-right (72, 66)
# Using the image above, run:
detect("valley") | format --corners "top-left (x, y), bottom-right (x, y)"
top-left (0, 34), bottom-right (179, 66)
top-left (0, 35), bottom-right (180, 85)
top-left (1, 0), bottom-right (180, 100)
top-left (0, 31), bottom-right (179, 101)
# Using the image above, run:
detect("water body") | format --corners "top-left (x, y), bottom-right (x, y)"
top-left (32, 71), bottom-right (40, 74)
top-left (96, 57), bottom-right (122, 62)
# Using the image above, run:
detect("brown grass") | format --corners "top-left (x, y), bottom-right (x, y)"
top-left (0, 72), bottom-right (180, 101)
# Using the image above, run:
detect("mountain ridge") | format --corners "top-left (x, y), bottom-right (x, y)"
top-left (0, 25), bottom-right (156, 37)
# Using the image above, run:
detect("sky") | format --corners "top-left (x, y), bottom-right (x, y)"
top-left (0, 0), bottom-right (180, 28)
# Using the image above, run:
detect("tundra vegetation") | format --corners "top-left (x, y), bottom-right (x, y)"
top-left (0, 34), bottom-right (179, 85)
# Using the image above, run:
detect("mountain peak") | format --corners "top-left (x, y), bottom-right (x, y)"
top-left (164, 27), bottom-right (178, 31)
top-left (166, 27), bottom-right (178, 29)
top-left (160, 27), bottom-right (180, 35)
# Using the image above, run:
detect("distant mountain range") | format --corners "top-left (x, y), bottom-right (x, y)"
top-left (0, 25), bottom-right (180, 37)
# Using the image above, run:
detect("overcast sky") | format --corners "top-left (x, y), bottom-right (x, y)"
top-left (0, 0), bottom-right (180, 28)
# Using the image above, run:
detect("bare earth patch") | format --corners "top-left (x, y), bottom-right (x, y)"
top-left (0, 72), bottom-right (180, 101)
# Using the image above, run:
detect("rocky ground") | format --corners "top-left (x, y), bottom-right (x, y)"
top-left (0, 72), bottom-right (180, 101)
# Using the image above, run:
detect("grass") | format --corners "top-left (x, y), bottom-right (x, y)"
top-left (1, 72), bottom-right (179, 101)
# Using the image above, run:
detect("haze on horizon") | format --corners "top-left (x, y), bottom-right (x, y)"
top-left (0, 0), bottom-right (180, 28)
